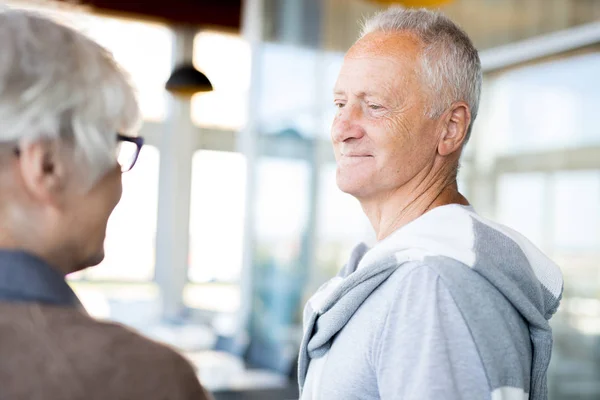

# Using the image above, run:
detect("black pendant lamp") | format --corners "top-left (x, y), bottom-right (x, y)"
top-left (165, 63), bottom-right (213, 96)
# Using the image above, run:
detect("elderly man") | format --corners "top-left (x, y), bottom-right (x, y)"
top-left (0, 9), bottom-right (211, 400)
top-left (298, 8), bottom-right (562, 400)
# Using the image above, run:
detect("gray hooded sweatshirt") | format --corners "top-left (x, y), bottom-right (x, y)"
top-left (298, 204), bottom-right (563, 400)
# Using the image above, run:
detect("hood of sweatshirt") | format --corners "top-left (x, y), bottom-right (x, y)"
top-left (298, 204), bottom-right (563, 399)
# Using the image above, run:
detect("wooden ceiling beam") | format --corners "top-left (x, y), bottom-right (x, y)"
top-left (55, 0), bottom-right (242, 30)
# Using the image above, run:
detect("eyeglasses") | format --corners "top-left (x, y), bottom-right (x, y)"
top-left (116, 133), bottom-right (144, 172)
top-left (12, 133), bottom-right (144, 173)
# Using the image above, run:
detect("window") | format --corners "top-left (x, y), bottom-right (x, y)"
top-left (318, 52), bottom-right (345, 139)
top-left (487, 53), bottom-right (600, 154)
top-left (248, 158), bottom-right (312, 343)
top-left (184, 151), bottom-right (246, 313)
top-left (497, 172), bottom-right (547, 250)
top-left (255, 44), bottom-right (320, 138)
top-left (188, 151), bottom-right (247, 283)
top-left (191, 31), bottom-right (250, 130)
top-left (552, 171), bottom-right (600, 252)
top-left (255, 158), bottom-right (311, 241)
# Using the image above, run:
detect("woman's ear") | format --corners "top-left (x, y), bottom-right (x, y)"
top-left (17, 141), bottom-right (68, 208)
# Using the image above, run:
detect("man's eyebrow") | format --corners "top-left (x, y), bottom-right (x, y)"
top-left (334, 90), bottom-right (385, 99)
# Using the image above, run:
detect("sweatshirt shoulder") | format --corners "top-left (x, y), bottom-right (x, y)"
top-left (383, 258), bottom-right (460, 290)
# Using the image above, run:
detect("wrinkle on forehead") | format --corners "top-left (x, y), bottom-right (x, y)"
top-left (336, 31), bottom-right (425, 104)
top-left (346, 31), bottom-right (424, 63)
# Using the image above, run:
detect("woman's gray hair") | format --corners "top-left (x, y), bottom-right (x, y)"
top-left (361, 8), bottom-right (482, 141)
top-left (0, 8), bottom-right (141, 182)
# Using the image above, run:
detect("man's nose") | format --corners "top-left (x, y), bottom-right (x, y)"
top-left (331, 103), bottom-right (365, 143)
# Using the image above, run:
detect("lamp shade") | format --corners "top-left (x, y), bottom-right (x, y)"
top-left (369, 0), bottom-right (452, 7)
top-left (165, 63), bottom-right (213, 96)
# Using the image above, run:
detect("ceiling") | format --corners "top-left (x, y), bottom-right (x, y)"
top-left (324, 0), bottom-right (600, 51)
top-left (56, 0), bottom-right (242, 30)
top-left (48, 0), bottom-right (600, 50)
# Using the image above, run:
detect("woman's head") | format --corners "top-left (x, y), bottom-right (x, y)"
top-left (0, 9), bottom-right (142, 273)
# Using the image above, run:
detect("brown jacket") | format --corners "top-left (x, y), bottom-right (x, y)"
top-left (0, 250), bottom-right (212, 399)
top-left (0, 301), bottom-right (212, 400)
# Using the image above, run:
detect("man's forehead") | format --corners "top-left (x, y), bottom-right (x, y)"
top-left (334, 32), bottom-right (422, 95)
top-left (346, 31), bottom-right (422, 61)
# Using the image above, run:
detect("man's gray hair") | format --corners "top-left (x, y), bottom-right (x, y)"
top-left (361, 8), bottom-right (482, 141)
top-left (0, 8), bottom-right (140, 182)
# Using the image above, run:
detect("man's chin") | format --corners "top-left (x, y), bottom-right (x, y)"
top-left (338, 185), bottom-right (371, 201)
top-left (336, 173), bottom-right (370, 198)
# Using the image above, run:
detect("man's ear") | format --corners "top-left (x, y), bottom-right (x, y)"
top-left (438, 101), bottom-right (470, 157)
top-left (17, 141), bottom-right (69, 207)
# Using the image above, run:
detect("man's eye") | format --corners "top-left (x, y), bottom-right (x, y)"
top-left (369, 104), bottom-right (383, 110)
top-left (334, 102), bottom-right (346, 109)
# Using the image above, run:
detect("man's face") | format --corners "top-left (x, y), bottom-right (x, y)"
top-left (332, 32), bottom-right (441, 200)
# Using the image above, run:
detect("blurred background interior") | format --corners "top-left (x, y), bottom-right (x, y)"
top-left (2, 0), bottom-right (600, 399)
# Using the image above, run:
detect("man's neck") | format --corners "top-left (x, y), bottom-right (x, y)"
top-left (360, 175), bottom-right (469, 242)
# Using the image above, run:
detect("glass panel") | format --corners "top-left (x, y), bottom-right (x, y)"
top-left (552, 171), bottom-right (600, 252)
top-left (486, 54), bottom-right (600, 154)
top-left (496, 169), bottom-right (600, 400)
top-left (257, 43), bottom-right (319, 138)
top-left (317, 52), bottom-right (345, 139)
top-left (191, 31), bottom-right (251, 130)
top-left (188, 150), bottom-right (247, 283)
top-left (547, 170), bottom-right (600, 400)
top-left (184, 283), bottom-right (241, 314)
top-left (248, 157), bottom-right (311, 372)
top-left (255, 158), bottom-right (310, 240)
top-left (497, 172), bottom-right (546, 249)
